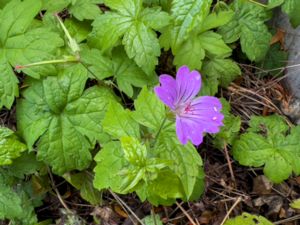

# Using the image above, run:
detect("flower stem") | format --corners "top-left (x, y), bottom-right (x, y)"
top-left (15, 56), bottom-right (79, 70)
top-left (152, 117), bottom-right (167, 147)
top-left (55, 14), bottom-right (80, 54)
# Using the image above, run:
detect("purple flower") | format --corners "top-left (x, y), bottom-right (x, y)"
top-left (154, 65), bottom-right (224, 145)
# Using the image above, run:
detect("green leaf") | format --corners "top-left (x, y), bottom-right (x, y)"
top-left (81, 46), bottom-right (156, 97)
top-left (198, 31), bottom-right (232, 57)
top-left (155, 129), bottom-right (204, 200)
top-left (118, 137), bottom-right (172, 194)
top-left (282, 0), bottom-right (300, 27)
top-left (65, 18), bottom-right (92, 43)
top-left (0, 52), bottom-right (19, 108)
top-left (290, 198), bottom-right (300, 209)
top-left (240, 22), bottom-right (272, 62)
top-left (111, 48), bottom-right (157, 97)
top-left (258, 44), bottom-right (288, 77)
top-left (159, 0), bottom-right (212, 52)
top-left (267, 0), bottom-right (284, 9)
top-left (94, 137), bottom-right (180, 205)
top-left (0, 170), bottom-right (39, 224)
top-left (121, 136), bottom-right (147, 165)
top-left (0, 0), bottom-right (63, 108)
top-left (247, 114), bottom-right (288, 135)
top-left (199, 10), bottom-right (234, 33)
top-left (173, 34), bottom-right (205, 70)
top-left (122, 22), bottom-right (161, 75)
top-left (0, 0), bottom-right (41, 42)
top-left (217, 17), bottom-right (240, 43)
top-left (143, 0), bottom-right (170, 11)
top-left (69, 0), bottom-right (103, 21)
top-left (0, 0), bottom-right (10, 8)
top-left (43, 0), bottom-right (103, 21)
top-left (213, 99), bottom-right (241, 149)
top-left (9, 188), bottom-right (39, 225)
top-left (218, 0), bottom-right (272, 61)
top-left (90, 0), bottom-right (170, 74)
top-left (88, 12), bottom-right (130, 51)
top-left (203, 58), bottom-right (241, 87)
top-left (63, 172), bottom-right (102, 205)
top-left (102, 102), bottom-right (140, 139)
top-left (232, 115), bottom-right (300, 183)
top-left (6, 152), bottom-right (44, 179)
top-left (136, 169), bottom-right (184, 206)
top-left (174, 30), bottom-right (232, 70)
top-left (224, 212), bottom-right (274, 225)
top-left (199, 76), bottom-right (219, 96)
top-left (17, 65), bottom-right (117, 174)
top-left (140, 7), bottom-right (171, 30)
top-left (94, 141), bottom-right (128, 193)
top-left (80, 46), bottom-right (113, 79)
top-left (133, 87), bottom-right (165, 131)
top-left (6, 27), bottom-right (64, 78)
top-left (142, 214), bottom-right (163, 225)
top-left (42, 0), bottom-right (69, 12)
top-left (0, 174), bottom-right (23, 220)
top-left (0, 127), bottom-right (27, 165)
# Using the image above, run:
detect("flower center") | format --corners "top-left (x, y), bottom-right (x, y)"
top-left (184, 103), bottom-right (192, 113)
top-left (175, 102), bottom-right (193, 116)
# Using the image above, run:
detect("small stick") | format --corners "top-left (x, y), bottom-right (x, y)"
top-left (109, 190), bottom-right (145, 225)
top-left (47, 167), bottom-right (71, 213)
top-left (223, 142), bottom-right (236, 185)
top-left (176, 202), bottom-right (197, 225)
top-left (220, 197), bottom-right (242, 225)
top-left (273, 214), bottom-right (300, 224)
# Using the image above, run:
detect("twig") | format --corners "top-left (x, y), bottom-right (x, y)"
top-left (47, 167), bottom-right (71, 213)
top-left (176, 202), bottom-right (197, 225)
top-left (188, 202), bottom-right (200, 225)
top-left (273, 214), bottom-right (300, 224)
top-left (109, 190), bottom-right (145, 225)
top-left (223, 142), bottom-right (236, 185)
top-left (220, 197), bottom-right (242, 225)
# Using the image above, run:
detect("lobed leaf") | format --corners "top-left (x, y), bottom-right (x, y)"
top-left (155, 129), bottom-right (204, 200)
top-left (160, 0), bottom-right (212, 52)
top-left (102, 102), bottom-right (140, 139)
top-left (17, 65), bottom-right (117, 174)
top-left (133, 87), bottom-right (165, 131)
top-left (224, 212), bottom-right (273, 225)
top-left (218, 0), bottom-right (272, 61)
top-left (0, 0), bottom-right (63, 109)
top-left (90, 0), bottom-right (169, 74)
top-left (232, 115), bottom-right (300, 183)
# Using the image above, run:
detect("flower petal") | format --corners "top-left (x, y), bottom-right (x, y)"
top-left (176, 117), bottom-right (188, 145)
top-left (182, 96), bottom-right (224, 133)
top-left (176, 66), bottom-right (201, 104)
top-left (154, 75), bottom-right (177, 110)
top-left (176, 116), bottom-right (204, 145)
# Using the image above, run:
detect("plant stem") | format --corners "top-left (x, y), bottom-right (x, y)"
top-left (15, 56), bottom-right (79, 69)
top-left (248, 0), bottom-right (267, 7)
top-left (152, 117), bottom-right (167, 147)
top-left (55, 14), bottom-right (80, 54)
